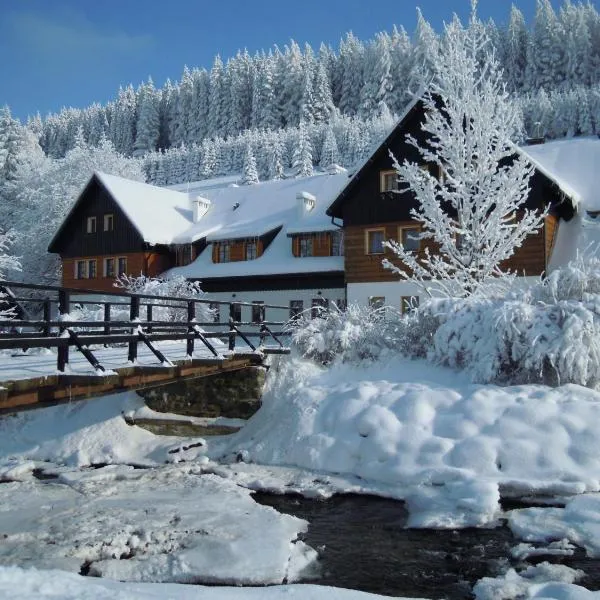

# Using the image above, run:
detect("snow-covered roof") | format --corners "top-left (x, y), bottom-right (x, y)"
top-left (518, 137), bottom-right (600, 210)
top-left (170, 222), bottom-right (344, 279)
top-left (172, 172), bottom-right (349, 244)
top-left (95, 172), bottom-right (193, 245)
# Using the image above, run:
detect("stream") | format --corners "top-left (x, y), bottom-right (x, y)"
top-left (254, 492), bottom-right (600, 599)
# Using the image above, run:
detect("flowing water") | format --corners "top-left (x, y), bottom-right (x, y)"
top-left (254, 492), bottom-right (600, 599)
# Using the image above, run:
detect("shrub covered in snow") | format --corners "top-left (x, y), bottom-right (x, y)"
top-left (416, 256), bottom-right (600, 387)
top-left (288, 303), bottom-right (408, 364)
top-left (115, 275), bottom-right (213, 323)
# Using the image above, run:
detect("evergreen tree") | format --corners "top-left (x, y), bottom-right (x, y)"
top-left (241, 141), bottom-right (259, 184)
top-left (292, 122), bottom-right (313, 177)
top-left (134, 78), bottom-right (160, 156)
top-left (338, 32), bottom-right (364, 116)
top-left (266, 133), bottom-right (285, 180)
top-left (504, 5), bottom-right (529, 93)
top-left (207, 55), bottom-right (228, 138)
top-left (319, 125), bottom-right (340, 168)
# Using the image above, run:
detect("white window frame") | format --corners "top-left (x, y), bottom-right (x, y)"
top-left (117, 256), bottom-right (127, 276)
top-left (86, 216), bottom-right (96, 234)
top-left (87, 259), bottom-right (97, 279)
top-left (380, 170), bottom-right (398, 192)
top-left (74, 260), bottom-right (87, 279)
top-left (401, 296), bottom-right (419, 314)
top-left (103, 213), bottom-right (114, 232)
top-left (104, 257), bottom-right (115, 278)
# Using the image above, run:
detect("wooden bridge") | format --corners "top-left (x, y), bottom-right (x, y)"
top-left (0, 281), bottom-right (292, 413)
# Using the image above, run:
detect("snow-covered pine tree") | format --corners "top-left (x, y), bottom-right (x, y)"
top-left (390, 25), bottom-right (414, 112)
top-left (133, 78), bottom-right (160, 156)
top-left (190, 68), bottom-right (210, 144)
top-left (207, 55), bottom-right (228, 138)
top-left (383, 2), bottom-right (543, 299)
top-left (338, 32), bottom-right (364, 116)
top-left (319, 125), bottom-right (340, 169)
top-left (504, 5), bottom-right (529, 93)
top-left (241, 140), bottom-right (259, 185)
top-left (526, 0), bottom-right (566, 91)
top-left (266, 133), bottom-right (285, 180)
top-left (561, 1), bottom-right (592, 88)
top-left (292, 121), bottom-right (313, 178)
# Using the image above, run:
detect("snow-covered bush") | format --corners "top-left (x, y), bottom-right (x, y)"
top-left (288, 303), bottom-right (406, 364)
top-left (418, 256), bottom-right (600, 387)
top-left (114, 275), bottom-right (213, 323)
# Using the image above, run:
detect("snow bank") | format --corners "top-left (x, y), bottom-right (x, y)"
top-left (0, 566), bottom-right (404, 599)
top-left (0, 391), bottom-right (193, 467)
top-left (215, 355), bottom-right (600, 526)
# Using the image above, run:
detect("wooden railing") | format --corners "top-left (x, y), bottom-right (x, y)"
top-left (0, 281), bottom-right (291, 374)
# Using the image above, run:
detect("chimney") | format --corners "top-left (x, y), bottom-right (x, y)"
top-left (192, 196), bottom-right (211, 223)
top-left (296, 191), bottom-right (316, 219)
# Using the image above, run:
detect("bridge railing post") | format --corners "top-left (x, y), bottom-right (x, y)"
top-left (42, 299), bottom-right (51, 337)
top-left (128, 295), bottom-right (140, 363)
top-left (146, 304), bottom-right (153, 334)
top-left (57, 290), bottom-right (70, 372)
top-left (187, 300), bottom-right (195, 357)
top-left (228, 302), bottom-right (237, 352)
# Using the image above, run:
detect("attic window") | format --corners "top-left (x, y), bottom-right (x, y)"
top-left (86, 216), bottom-right (96, 234)
top-left (103, 213), bottom-right (114, 232)
top-left (587, 210), bottom-right (600, 220)
top-left (380, 170), bottom-right (398, 192)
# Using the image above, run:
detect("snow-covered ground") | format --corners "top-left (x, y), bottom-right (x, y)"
top-left (3, 354), bottom-right (600, 598)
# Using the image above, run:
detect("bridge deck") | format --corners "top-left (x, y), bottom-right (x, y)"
top-left (0, 340), bottom-right (274, 413)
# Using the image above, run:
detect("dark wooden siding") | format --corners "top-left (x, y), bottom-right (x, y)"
top-left (345, 220), bottom-right (549, 284)
top-left (197, 272), bottom-right (345, 293)
top-left (545, 214), bottom-right (559, 264)
top-left (50, 176), bottom-right (145, 257)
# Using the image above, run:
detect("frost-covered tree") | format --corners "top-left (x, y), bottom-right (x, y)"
top-left (133, 78), bottom-right (160, 156)
top-left (241, 141), bottom-right (259, 185)
top-left (8, 136), bottom-right (144, 285)
top-left (319, 125), bottom-right (340, 169)
top-left (504, 5), bottom-right (529, 93)
top-left (292, 122), bottom-right (313, 178)
top-left (384, 3), bottom-right (544, 298)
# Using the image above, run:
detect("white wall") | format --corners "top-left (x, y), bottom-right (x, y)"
top-left (205, 287), bottom-right (346, 324)
top-left (348, 276), bottom-right (541, 310)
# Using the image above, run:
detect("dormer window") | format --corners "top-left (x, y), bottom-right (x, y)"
top-left (103, 213), bottom-right (114, 232)
top-left (299, 237), bottom-right (314, 257)
top-left (246, 240), bottom-right (257, 261)
top-left (86, 216), bottom-right (96, 234)
top-left (380, 170), bottom-right (398, 192)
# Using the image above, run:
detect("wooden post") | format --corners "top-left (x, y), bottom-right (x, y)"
top-left (104, 303), bottom-right (111, 336)
top-left (146, 304), bottom-right (153, 334)
top-left (57, 290), bottom-right (70, 372)
top-left (42, 299), bottom-right (51, 337)
top-left (187, 300), bottom-right (195, 357)
top-left (128, 295), bottom-right (140, 363)
top-left (228, 302), bottom-right (237, 352)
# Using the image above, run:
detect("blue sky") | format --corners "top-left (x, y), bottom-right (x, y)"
top-left (0, 0), bottom-right (589, 121)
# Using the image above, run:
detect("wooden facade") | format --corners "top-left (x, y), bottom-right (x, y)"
top-left (291, 232), bottom-right (335, 257)
top-left (212, 239), bottom-right (265, 263)
top-left (327, 98), bottom-right (576, 288)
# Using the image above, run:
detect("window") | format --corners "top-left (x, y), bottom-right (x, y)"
top-left (117, 257), bottom-right (127, 276)
top-left (331, 230), bottom-right (344, 256)
top-left (365, 228), bottom-right (385, 255)
top-left (334, 298), bottom-right (347, 312)
top-left (399, 226), bottom-right (420, 251)
top-left (369, 296), bottom-right (386, 310)
top-left (419, 163), bottom-right (445, 182)
top-left (103, 214), bottom-right (114, 231)
top-left (87, 259), bottom-right (97, 279)
top-left (251, 301), bottom-right (265, 323)
top-left (218, 243), bottom-right (231, 263)
top-left (401, 296), bottom-right (419, 314)
top-left (209, 302), bottom-right (220, 323)
top-left (246, 241), bottom-right (257, 261)
top-left (86, 216), bottom-right (96, 234)
top-left (176, 245), bottom-right (194, 266)
top-left (230, 302), bottom-right (242, 323)
top-left (104, 257), bottom-right (115, 278)
top-left (75, 260), bottom-right (86, 279)
top-left (299, 236), bottom-right (314, 257)
top-left (380, 170), bottom-right (398, 192)
top-left (311, 297), bottom-right (328, 319)
top-left (289, 300), bottom-right (304, 320)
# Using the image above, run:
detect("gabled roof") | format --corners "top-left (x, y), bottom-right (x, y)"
top-left (326, 95), bottom-right (424, 219)
top-left (48, 172), bottom-right (194, 251)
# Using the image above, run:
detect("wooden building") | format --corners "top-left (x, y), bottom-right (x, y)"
top-left (48, 171), bottom-right (348, 321)
top-left (326, 97), bottom-right (578, 309)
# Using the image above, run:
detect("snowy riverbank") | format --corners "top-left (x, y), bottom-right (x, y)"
top-left (2, 355), bottom-right (600, 597)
